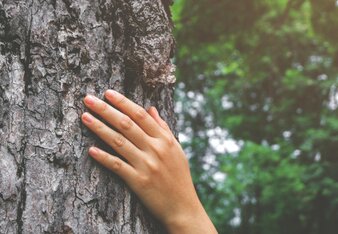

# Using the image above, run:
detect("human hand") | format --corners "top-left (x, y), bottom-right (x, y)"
top-left (81, 90), bottom-right (217, 234)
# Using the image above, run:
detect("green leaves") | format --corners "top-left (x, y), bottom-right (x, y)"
top-left (173, 0), bottom-right (338, 233)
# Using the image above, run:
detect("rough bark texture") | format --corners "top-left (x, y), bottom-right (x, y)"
top-left (0, 0), bottom-right (176, 233)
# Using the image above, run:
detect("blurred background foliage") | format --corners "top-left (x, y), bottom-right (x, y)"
top-left (171, 0), bottom-right (338, 233)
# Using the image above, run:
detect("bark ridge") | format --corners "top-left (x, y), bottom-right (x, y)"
top-left (0, 0), bottom-right (175, 233)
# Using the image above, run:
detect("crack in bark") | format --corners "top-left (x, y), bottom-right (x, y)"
top-left (22, 9), bottom-right (33, 96)
top-left (16, 2), bottom-right (34, 232)
top-left (16, 141), bottom-right (27, 234)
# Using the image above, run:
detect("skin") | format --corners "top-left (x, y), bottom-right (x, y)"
top-left (81, 90), bottom-right (217, 234)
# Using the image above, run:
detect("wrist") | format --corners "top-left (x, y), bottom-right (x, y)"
top-left (163, 203), bottom-right (218, 234)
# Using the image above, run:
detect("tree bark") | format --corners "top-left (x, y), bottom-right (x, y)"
top-left (0, 0), bottom-right (176, 233)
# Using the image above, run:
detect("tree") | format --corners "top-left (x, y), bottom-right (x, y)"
top-left (0, 0), bottom-right (175, 233)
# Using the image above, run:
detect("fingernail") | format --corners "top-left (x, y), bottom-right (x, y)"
top-left (82, 113), bottom-right (93, 123)
top-left (89, 147), bottom-right (99, 156)
top-left (84, 95), bottom-right (95, 105)
top-left (105, 90), bottom-right (116, 99)
top-left (152, 106), bottom-right (159, 115)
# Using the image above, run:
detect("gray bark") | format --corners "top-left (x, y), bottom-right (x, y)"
top-left (0, 0), bottom-right (176, 233)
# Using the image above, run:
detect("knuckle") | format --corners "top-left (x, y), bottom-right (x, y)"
top-left (145, 160), bottom-right (160, 174)
top-left (101, 152), bottom-right (109, 162)
top-left (96, 122), bottom-right (105, 132)
top-left (163, 133), bottom-right (175, 147)
top-left (113, 133), bottom-right (126, 147)
top-left (148, 135), bottom-right (175, 158)
top-left (135, 108), bottom-right (147, 120)
top-left (120, 116), bottom-right (133, 130)
top-left (138, 175), bottom-right (151, 189)
top-left (99, 102), bottom-right (108, 112)
top-left (111, 159), bottom-right (122, 171)
top-left (149, 141), bottom-right (164, 155)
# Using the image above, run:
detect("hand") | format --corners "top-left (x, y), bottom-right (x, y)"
top-left (81, 90), bottom-right (217, 234)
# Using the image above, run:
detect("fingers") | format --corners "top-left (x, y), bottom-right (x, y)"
top-left (81, 112), bottom-right (144, 167)
top-left (147, 107), bottom-right (172, 133)
top-left (88, 146), bottom-right (137, 186)
top-left (104, 90), bottom-right (165, 138)
top-left (83, 95), bottom-right (150, 150)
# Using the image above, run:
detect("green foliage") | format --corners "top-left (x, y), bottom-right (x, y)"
top-left (172, 0), bottom-right (338, 233)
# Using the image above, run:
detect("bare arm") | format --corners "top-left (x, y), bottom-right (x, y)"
top-left (81, 90), bottom-right (217, 234)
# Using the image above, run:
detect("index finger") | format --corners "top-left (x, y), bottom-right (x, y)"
top-left (104, 90), bottom-right (165, 138)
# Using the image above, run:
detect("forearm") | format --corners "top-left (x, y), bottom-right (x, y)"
top-left (166, 207), bottom-right (218, 234)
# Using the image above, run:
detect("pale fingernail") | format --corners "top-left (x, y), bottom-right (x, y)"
top-left (89, 147), bottom-right (99, 156)
top-left (152, 106), bottom-right (159, 115)
top-left (84, 95), bottom-right (95, 105)
top-left (82, 112), bottom-right (93, 123)
top-left (105, 90), bottom-right (116, 99)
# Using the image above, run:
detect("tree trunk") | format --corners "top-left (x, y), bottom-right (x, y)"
top-left (0, 0), bottom-right (176, 233)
